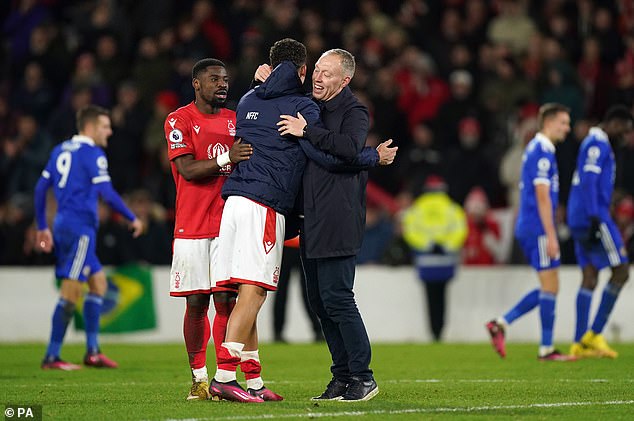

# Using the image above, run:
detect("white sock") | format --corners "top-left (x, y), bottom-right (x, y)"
top-left (496, 317), bottom-right (509, 328)
top-left (539, 345), bottom-right (554, 357)
top-left (242, 350), bottom-right (264, 389)
top-left (223, 342), bottom-right (244, 358)
top-left (192, 366), bottom-right (208, 383)
top-left (241, 350), bottom-right (260, 363)
top-left (214, 369), bottom-right (237, 383)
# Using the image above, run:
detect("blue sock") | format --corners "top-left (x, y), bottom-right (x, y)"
top-left (503, 288), bottom-right (540, 324)
top-left (574, 288), bottom-right (593, 342)
top-left (539, 291), bottom-right (556, 347)
top-left (84, 293), bottom-right (103, 355)
top-left (591, 283), bottom-right (622, 334)
top-left (45, 299), bottom-right (75, 360)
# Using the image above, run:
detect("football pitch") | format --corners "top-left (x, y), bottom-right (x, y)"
top-left (1, 342), bottom-right (633, 420)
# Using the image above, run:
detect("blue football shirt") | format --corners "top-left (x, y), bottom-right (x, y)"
top-left (39, 135), bottom-right (113, 230)
top-left (567, 127), bottom-right (615, 228)
top-left (515, 133), bottom-right (559, 238)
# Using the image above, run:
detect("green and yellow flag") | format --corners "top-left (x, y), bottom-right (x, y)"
top-left (65, 264), bottom-right (157, 333)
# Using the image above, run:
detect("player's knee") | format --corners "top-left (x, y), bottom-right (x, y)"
top-left (212, 291), bottom-right (236, 305)
top-left (611, 265), bottom-right (630, 287)
top-left (186, 293), bottom-right (210, 309)
top-left (62, 300), bottom-right (76, 316)
top-left (581, 276), bottom-right (598, 290)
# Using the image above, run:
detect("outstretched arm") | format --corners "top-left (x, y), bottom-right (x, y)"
top-left (95, 182), bottom-right (143, 238)
top-left (299, 138), bottom-right (397, 172)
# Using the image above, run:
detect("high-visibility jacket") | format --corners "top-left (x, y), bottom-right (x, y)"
top-left (402, 192), bottom-right (467, 281)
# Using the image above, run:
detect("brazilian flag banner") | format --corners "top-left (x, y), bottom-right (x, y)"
top-left (70, 264), bottom-right (157, 333)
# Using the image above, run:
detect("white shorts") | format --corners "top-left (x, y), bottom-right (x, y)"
top-left (170, 237), bottom-right (237, 297)
top-left (212, 196), bottom-right (285, 291)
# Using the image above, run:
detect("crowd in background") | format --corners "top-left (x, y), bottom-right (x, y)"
top-left (1, 0), bottom-right (634, 266)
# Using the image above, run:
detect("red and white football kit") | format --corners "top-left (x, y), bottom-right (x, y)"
top-left (164, 102), bottom-right (237, 296)
top-left (212, 196), bottom-right (285, 291)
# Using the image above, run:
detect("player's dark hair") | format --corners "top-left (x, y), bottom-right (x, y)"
top-left (603, 105), bottom-right (633, 124)
top-left (269, 38), bottom-right (307, 69)
top-left (538, 103), bottom-right (570, 130)
top-left (192, 58), bottom-right (226, 80)
top-left (76, 105), bottom-right (110, 131)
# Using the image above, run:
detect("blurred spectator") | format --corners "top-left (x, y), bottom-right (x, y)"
top-left (94, 34), bottom-right (128, 96)
top-left (463, 186), bottom-right (501, 265)
top-left (435, 70), bottom-right (481, 148)
top-left (397, 123), bottom-right (442, 198)
top-left (62, 52), bottom-right (111, 107)
top-left (10, 61), bottom-right (55, 125)
top-left (591, 7), bottom-right (624, 65)
top-left (0, 115), bottom-right (52, 199)
top-left (46, 85), bottom-right (93, 143)
top-left (402, 176), bottom-right (467, 341)
top-left (126, 189), bottom-right (172, 264)
top-left (444, 116), bottom-right (499, 205)
top-left (132, 36), bottom-right (172, 105)
top-left (487, 0), bottom-right (536, 56)
top-left (143, 90), bottom-right (180, 172)
top-left (0, 193), bottom-right (34, 265)
top-left (577, 37), bottom-right (614, 120)
top-left (395, 48), bottom-right (450, 131)
top-left (3, 0), bottom-right (50, 62)
top-left (107, 81), bottom-right (149, 193)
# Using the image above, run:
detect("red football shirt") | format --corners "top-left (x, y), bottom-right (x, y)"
top-left (164, 102), bottom-right (236, 239)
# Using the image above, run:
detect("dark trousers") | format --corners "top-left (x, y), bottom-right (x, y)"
top-left (301, 250), bottom-right (373, 381)
top-left (273, 247), bottom-right (322, 341)
top-left (422, 281), bottom-right (449, 341)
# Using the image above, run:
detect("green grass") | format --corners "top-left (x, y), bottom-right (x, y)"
top-left (1, 342), bottom-right (633, 420)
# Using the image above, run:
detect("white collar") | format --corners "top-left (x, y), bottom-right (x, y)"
top-left (589, 126), bottom-right (609, 142)
top-left (71, 135), bottom-right (95, 145)
top-left (535, 132), bottom-right (555, 153)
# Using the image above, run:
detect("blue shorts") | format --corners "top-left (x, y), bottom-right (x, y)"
top-left (571, 218), bottom-right (629, 270)
top-left (516, 234), bottom-right (561, 271)
top-left (53, 225), bottom-right (102, 282)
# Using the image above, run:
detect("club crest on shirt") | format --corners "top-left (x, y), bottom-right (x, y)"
top-left (228, 120), bottom-right (236, 136)
top-left (208, 143), bottom-right (232, 173)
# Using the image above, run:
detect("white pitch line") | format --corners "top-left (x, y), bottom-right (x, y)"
top-left (14, 378), bottom-right (629, 388)
top-left (161, 400), bottom-right (634, 421)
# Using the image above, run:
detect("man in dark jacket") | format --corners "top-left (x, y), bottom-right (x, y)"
top-left (278, 49), bottom-right (382, 401)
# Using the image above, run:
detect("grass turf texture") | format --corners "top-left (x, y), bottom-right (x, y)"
top-left (1, 343), bottom-right (633, 420)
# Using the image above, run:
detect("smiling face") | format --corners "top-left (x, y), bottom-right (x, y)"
top-left (312, 53), bottom-right (350, 102)
top-left (194, 65), bottom-right (228, 109)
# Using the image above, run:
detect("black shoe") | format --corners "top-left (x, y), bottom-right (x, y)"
top-left (310, 377), bottom-right (349, 401)
top-left (340, 377), bottom-right (378, 402)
